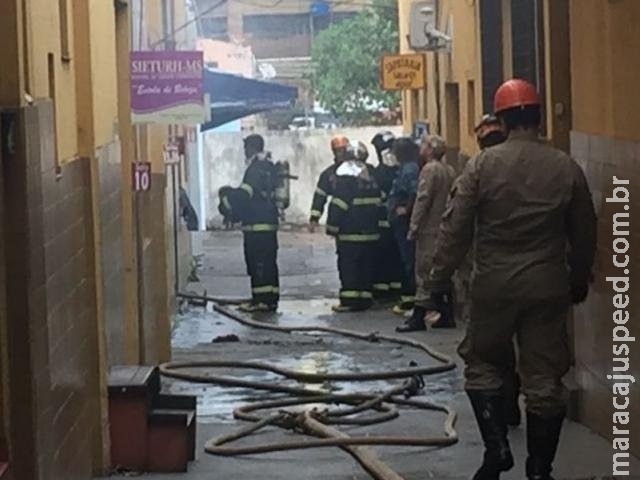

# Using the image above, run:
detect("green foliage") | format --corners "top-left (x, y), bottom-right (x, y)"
top-left (311, 0), bottom-right (400, 124)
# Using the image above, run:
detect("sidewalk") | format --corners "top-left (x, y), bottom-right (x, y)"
top-left (141, 230), bottom-right (639, 479)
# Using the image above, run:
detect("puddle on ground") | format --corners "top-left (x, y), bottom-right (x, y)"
top-left (172, 306), bottom-right (249, 349)
top-left (172, 301), bottom-right (339, 348)
top-left (164, 348), bottom-right (458, 424)
top-left (168, 302), bottom-right (460, 424)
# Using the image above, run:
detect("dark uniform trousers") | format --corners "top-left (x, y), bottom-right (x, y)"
top-left (391, 215), bottom-right (416, 306)
top-left (373, 225), bottom-right (404, 299)
top-left (243, 231), bottom-right (279, 306)
top-left (327, 166), bottom-right (381, 311)
top-left (337, 241), bottom-right (375, 310)
top-left (219, 155), bottom-right (281, 307)
top-left (458, 298), bottom-right (570, 417)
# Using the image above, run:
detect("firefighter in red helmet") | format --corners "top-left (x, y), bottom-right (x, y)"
top-left (427, 79), bottom-right (597, 480)
top-left (309, 135), bottom-right (350, 230)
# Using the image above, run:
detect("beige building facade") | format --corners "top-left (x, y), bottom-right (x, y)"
top-left (397, 0), bottom-right (640, 457)
top-left (0, 0), bottom-right (195, 477)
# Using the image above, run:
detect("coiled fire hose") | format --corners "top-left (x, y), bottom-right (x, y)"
top-left (162, 299), bottom-right (459, 480)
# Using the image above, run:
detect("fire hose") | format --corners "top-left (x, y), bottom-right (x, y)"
top-left (161, 300), bottom-right (459, 480)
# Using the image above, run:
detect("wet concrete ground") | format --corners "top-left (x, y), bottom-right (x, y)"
top-left (142, 230), bottom-right (639, 479)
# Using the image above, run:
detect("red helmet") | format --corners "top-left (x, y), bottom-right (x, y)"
top-left (330, 135), bottom-right (349, 150)
top-left (494, 79), bottom-right (540, 113)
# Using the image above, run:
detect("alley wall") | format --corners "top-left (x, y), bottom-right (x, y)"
top-left (202, 126), bottom-right (403, 227)
top-left (569, 0), bottom-right (640, 457)
top-left (0, 0), bottom-right (195, 476)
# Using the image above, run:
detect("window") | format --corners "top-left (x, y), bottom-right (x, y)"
top-left (201, 17), bottom-right (228, 38)
top-left (244, 14), bottom-right (311, 38)
top-left (479, 0), bottom-right (503, 113)
top-left (511, 0), bottom-right (538, 85)
top-left (313, 11), bottom-right (357, 32)
top-left (59, 0), bottom-right (71, 61)
top-left (510, 0), bottom-right (546, 134)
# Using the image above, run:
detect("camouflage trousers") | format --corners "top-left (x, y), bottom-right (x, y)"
top-left (414, 233), bottom-right (436, 307)
top-left (453, 253), bottom-right (472, 323)
top-left (458, 298), bottom-right (570, 417)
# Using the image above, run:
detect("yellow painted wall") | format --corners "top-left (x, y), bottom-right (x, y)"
top-left (436, 0), bottom-right (481, 156)
top-left (174, 0), bottom-right (188, 47)
top-left (0, 0), bottom-right (24, 107)
top-left (607, 0), bottom-right (640, 141)
top-left (89, 0), bottom-right (119, 148)
top-left (570, 0), bottom-right (640, 142)
top-left (115, 4), bottom-right (141, 364)
top-left (145, 0), bottom-right (164, 45)
top-left (73, 0), bottom-right (94, 156)
top-left (21, 0), bottom-right (123, 159)
top-left (569, 0), bottom-right (612, 138)
top-left (129, 0), bottom-right (194, 366)
top-left (26, 0), bottom-right (79, 162)
top-left (397, 0), bottom-right (481, 157)
top-left (542, 0), bottom-right (571, 152)
top-left (397, 0), bottom-right (416, 133)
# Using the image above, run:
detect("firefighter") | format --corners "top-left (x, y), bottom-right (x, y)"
top-left (355, 140), bottom-right (370, 163)
top-left (427, 79), bottom-right (597, 479)
top-left (475, 114), bottom-right (507, 149)
top-left (474, 113), bottom-right (522, 427)
top-left (387, 137), bottom-right (420, 315)
top-left (218, 134), bottom-right (281, 313)
top-left (397, 134), bottom-right (455, 332)
top-left (326, 143), bottom-right (382, 312)
top-left (309, 135), bottom-right (350, 230)
top-left (371, 131), bottom-right (404, 301)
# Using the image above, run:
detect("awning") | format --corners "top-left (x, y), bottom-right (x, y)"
top-left (201, 69), bottom-right (298, 131)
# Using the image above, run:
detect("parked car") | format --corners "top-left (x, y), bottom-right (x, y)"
top-left (288, 116), bottom-right (315, 130)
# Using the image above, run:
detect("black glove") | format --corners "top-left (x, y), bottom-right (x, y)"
top-left (571, 283), bottom-right (589, 304)
top-left (569, 268), bottom-right (593, 304)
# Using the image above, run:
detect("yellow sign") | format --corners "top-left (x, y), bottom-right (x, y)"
top-left (380, 54), bottom-right (426, 91)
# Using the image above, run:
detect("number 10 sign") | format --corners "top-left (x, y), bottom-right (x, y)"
top-left (132, 162), bottom-right (152, 192)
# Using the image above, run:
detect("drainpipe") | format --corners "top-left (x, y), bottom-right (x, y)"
top-left (161, 0), bottom-right (180, 295)
top-left (197, 129), bottom-right (206, 231)
top-left (434, 0), bottom-right (442, 134)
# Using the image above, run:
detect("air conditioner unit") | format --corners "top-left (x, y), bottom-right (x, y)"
top-left (408, 0), bottom-right (451, 52)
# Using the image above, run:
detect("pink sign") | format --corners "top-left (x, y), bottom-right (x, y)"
top-left (130, 51), bottom-right (205, 125)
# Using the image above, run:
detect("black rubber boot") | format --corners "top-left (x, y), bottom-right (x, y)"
top-left (467, 390), bottom-right (514, 480)
top-left (504, 373), bottom-right (521, 427)
top-left (396, 306), bottom-right (427, 332)
top-left (431, 289), bottom-right (456, 328)
top-left (526, 411), bottom-right (564, 480)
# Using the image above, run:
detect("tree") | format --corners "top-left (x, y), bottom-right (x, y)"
top-left (311, 0), bottom-right (400, 124)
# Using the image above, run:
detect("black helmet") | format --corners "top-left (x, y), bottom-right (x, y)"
top-left (392, 137), bottom-right (419, 163)
top-left (371, 131), bottom-right (395, 153)
top-left (243, 134), bottom-right (265, 152)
